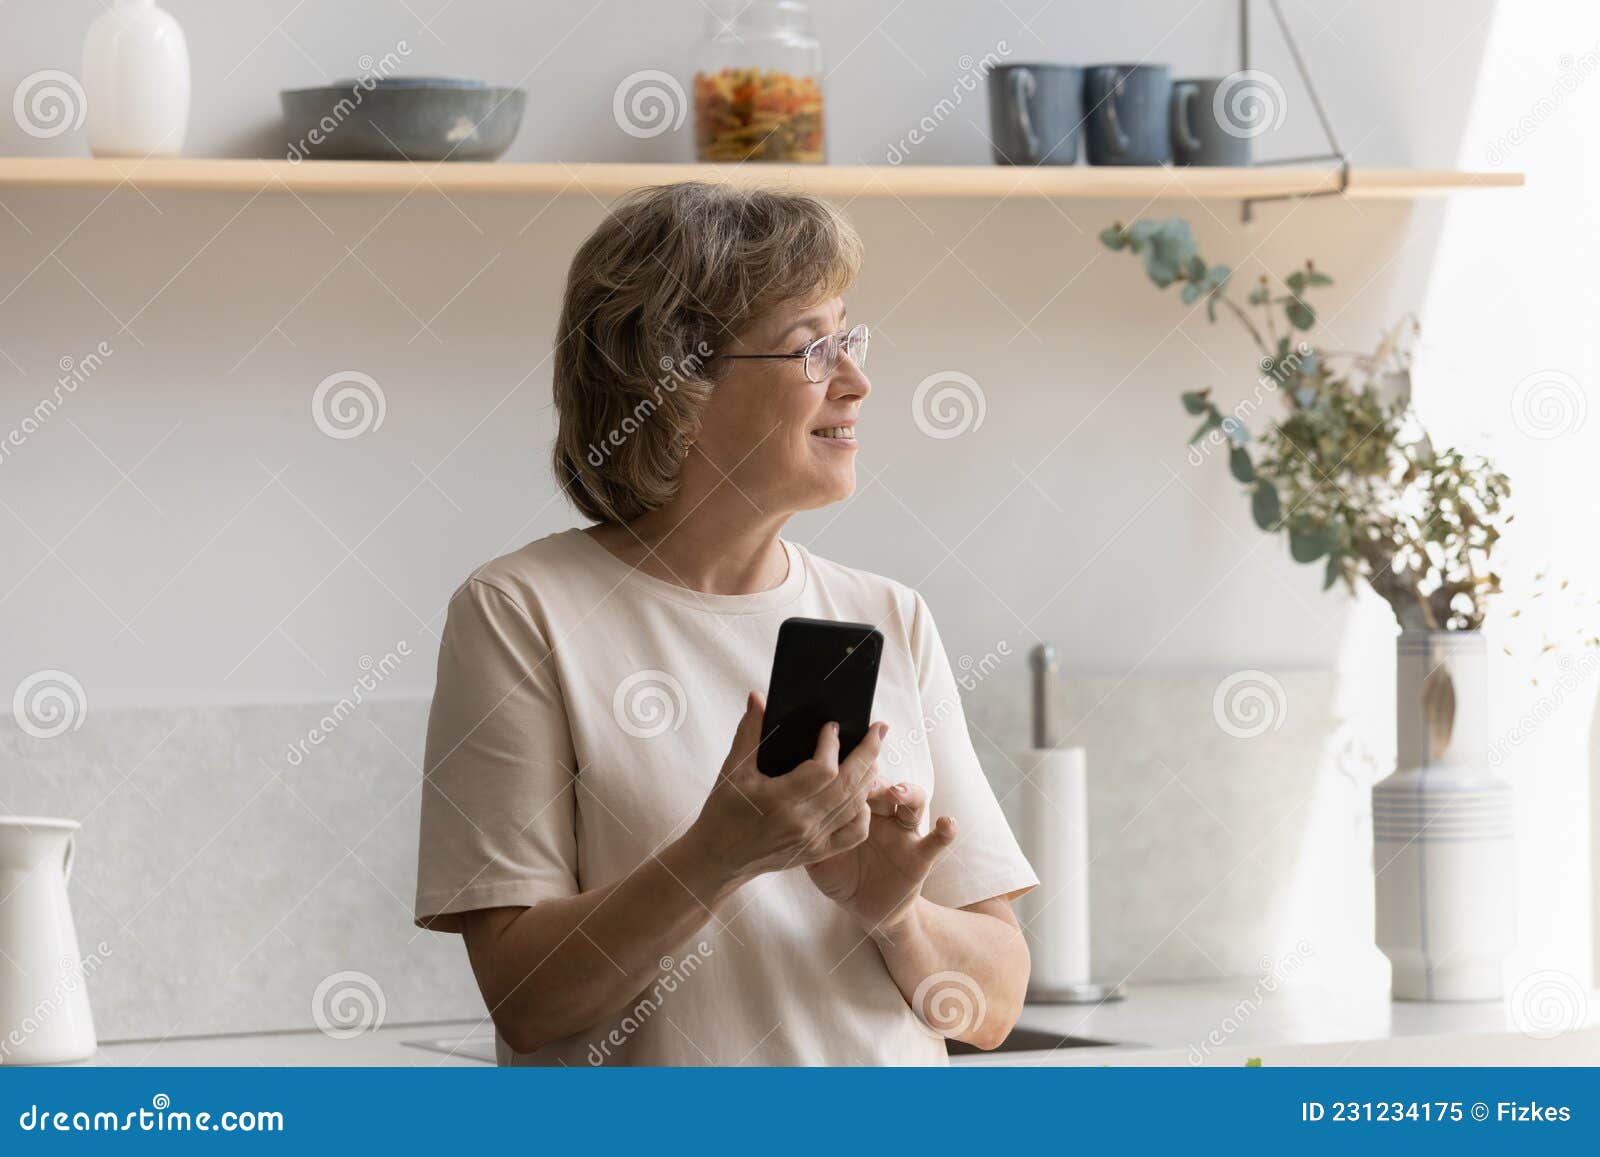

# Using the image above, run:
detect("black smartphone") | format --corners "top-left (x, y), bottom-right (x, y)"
top-left (757, 617), bottom-right (884, 776)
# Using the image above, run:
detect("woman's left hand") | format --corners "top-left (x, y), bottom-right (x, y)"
top-left (806, 779), bottom-right (956, 934)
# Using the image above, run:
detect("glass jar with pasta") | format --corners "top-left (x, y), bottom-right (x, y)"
top-left (694, 0), bottom-right (824, 164)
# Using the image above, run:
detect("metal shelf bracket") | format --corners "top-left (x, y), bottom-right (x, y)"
top-left (1238, 0), bottom-right (1351, 223)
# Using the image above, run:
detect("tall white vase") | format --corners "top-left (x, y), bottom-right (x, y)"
top-left (82, 0), bottom-right (190, 157)
top-left (1373, 630), bottom-right (1515, 1001)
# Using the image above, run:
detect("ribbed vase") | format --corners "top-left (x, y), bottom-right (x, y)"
top-left (1372, 630), bottom-right (1514, 1001)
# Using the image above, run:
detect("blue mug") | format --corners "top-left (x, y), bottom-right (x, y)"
top-left (1085, 64), bottom-right (1172, 165)
top-left (987, 63), bottom-right (1083, 165)
top-left (1171, 77), bottom-right (1253, 166)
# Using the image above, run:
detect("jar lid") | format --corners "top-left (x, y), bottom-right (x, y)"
top-left (705, 0), bottom-right (813, 36)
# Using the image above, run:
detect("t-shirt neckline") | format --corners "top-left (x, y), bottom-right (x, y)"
top-left (565, 527), bottom-right (807, 615)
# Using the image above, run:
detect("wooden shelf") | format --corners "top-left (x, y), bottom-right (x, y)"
top-left (0, 156), bottom-right (1524, 202)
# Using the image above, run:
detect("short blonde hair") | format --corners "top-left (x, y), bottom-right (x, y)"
top-left (551, 182), bottom-right (863, 525)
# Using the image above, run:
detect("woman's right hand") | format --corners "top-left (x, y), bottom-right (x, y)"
top-left (683, 690), bottom-right (884, 887)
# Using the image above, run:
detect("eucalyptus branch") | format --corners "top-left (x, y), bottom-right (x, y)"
top-left (1100, 215), bottom-right (1516, 636)
top-left (1259, 285), bottom-right (1281, 351)
top-left (1216, 292), bottom-right (1270, 357)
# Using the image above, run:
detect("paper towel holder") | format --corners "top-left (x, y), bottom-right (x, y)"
top-left (1029, 980), bottom-right (1127, 1003)
top-left (1023, 643), bottom-right (1127, 1004)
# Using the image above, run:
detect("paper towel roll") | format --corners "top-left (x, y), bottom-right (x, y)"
top-left (1014, 746), bottom-right (1090, 991)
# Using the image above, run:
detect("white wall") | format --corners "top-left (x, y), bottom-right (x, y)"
top-left (2, 0), bottom-right (1595, 989)
top-left (1, 0), bottom-right (1499, 702)
top-left (5, 0), bottom-right (1455, 166)
top-left (1420, 0), bottom-right (1600, 995)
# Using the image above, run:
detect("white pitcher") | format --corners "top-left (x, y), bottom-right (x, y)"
top-left (0, 817), bottom-right (98, 1064)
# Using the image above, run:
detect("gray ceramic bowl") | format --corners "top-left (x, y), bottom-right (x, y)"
top-left (281, 77), bottom-right (526, 161)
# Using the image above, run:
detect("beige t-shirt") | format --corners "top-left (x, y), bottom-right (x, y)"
top-left (413, 527), bottom-right (1037, 1066)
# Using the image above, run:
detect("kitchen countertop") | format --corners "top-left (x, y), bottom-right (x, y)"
top-left (84, 978), bottom-right (1600, 1067)
top-left (88, 1019), bottom-right (491, 1067)
top-left (975, 978), bottom-right (1600, 1066)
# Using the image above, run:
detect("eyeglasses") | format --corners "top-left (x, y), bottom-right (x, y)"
top-left (720, 323), bottom-right (870, 384)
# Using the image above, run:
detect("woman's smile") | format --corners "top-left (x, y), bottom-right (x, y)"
top-left (810, 422), bottom-right (858, 448)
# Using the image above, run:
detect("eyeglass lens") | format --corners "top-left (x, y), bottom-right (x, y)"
top-left (804, 325), bottom-right (870, 382)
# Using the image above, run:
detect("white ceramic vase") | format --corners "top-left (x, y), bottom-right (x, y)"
top-left (82, 0), bottom-right (190, 157)
top-left (1373, 630), bottom-right (1515, 1001)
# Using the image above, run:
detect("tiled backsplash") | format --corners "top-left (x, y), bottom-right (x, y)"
top-left (968, 669), bottom-right (1386, 989)
top-left (2, 669), bottom-right (1383, 1040)
top-left (2, 700), bottom-right (481, 1041)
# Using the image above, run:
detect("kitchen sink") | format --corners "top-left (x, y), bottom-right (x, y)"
top-left (945, 1026), bottom-right (1115, 1056)
top-left (406, 1025), bottom-right (1120, 1065)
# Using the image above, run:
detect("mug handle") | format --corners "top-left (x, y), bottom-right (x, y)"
top-left (63, 833), bottom-right (75, 883)
top-left (1173, 82), bottom-right (1202, 152)
top-left (1007, 68), bottom-right (1040, 163)
top-left (1092, 67), bottom-right (1131, 156)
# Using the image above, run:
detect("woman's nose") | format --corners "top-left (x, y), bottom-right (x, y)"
top-left (830, 356), bottom-right (871, 400)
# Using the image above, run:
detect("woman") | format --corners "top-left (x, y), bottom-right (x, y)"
top-left (413, 182), bottom-right (1036, 1066)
